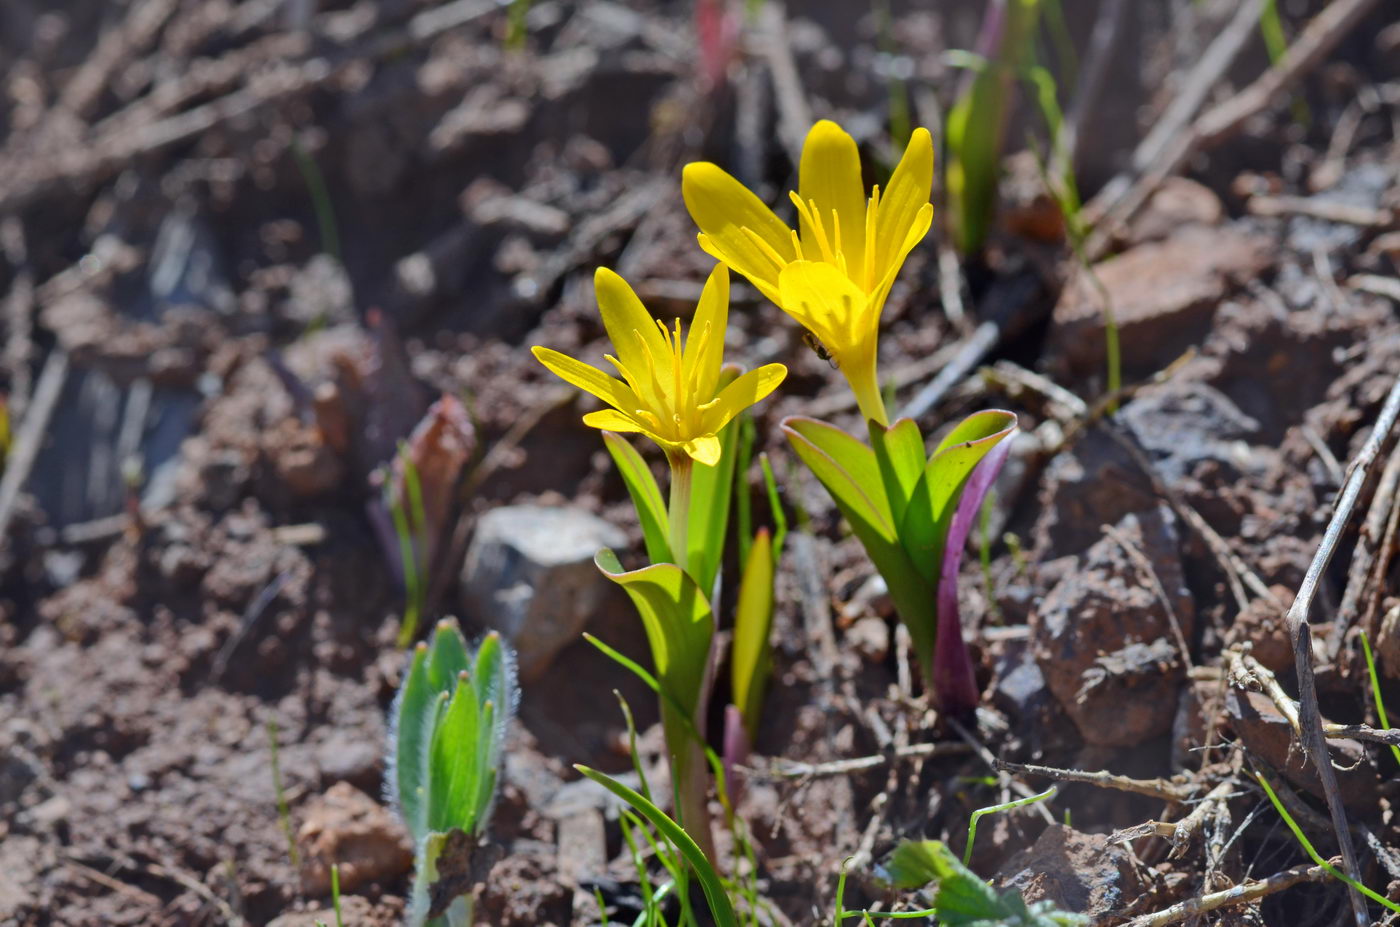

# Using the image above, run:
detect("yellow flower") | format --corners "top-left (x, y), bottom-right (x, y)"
top-left (682, 120), bottom-right (934, 425)
top-left (532, 265), bottom-right (787, 466)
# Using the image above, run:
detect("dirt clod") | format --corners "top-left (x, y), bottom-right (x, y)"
top-left (296, 782), bottom-right (414, 897)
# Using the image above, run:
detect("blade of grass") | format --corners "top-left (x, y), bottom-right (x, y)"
top-left (1255, 772), bottom-right (1400, 912)
top-left (267, 719), bottom-right (300, 868)
top-left (963, 785), bottom-right (1056, 866)
top-left (577, 765), bottom-right (738, 927)
top-left (1360, 633), bottom-right (1400, 767)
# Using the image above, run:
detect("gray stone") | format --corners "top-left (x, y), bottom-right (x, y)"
top-left (994, 825), bottom-right (1143, 920)
top-left (461, 505), bottom-right (627, 681)
top-left (1032, 507), bottom-right (1195, 747)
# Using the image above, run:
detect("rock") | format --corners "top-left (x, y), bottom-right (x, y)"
top-left (846, 616), bottom-right (890, 663)
top-left (1224, 587), bottom-right (1294, 673)
top-left (314, 732), bottom-right (384, 793)
top-left (1119, 381), bottom-right (1262, 487)
top-left (1032, 426), bottom-right (1156, 559)
top-left (461, 505), bottom-right (627, 681)
top-left (1047, 225), bottom-right (1271, 379)
top-left (994, 824), bottom-right (1144, 920)
top-left (296, 782), bottom-right (413, 896)
top-left (477, 852), bottom-right (571, 926)
top-left (1225, 688), bottom-right (1379, 811)
top-left (1127, 177), bottom-right (1224, 246)
top-left (1032, 507), bottom-right (1195, 747)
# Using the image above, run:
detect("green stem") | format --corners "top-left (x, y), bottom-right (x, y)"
top-left (667, 451), bottom-right (694, 573)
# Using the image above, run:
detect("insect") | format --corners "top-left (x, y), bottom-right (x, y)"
top-left (803, 332), bottom-right (839, 369)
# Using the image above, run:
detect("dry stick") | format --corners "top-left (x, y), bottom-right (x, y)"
top-left (1359, 467), bottom-right (1400, 644)
top-left (995, 758), bottom-right (1195, 803)
top-left (0, 349), bottom-right (68, 547)
top-left (1170, 779), bottom-right (1236, 851)
top-left (1086, 0), bottom-right (1382, 259)
top-left (1287, 373), bottom-right (1400, 927)
top-left (1226, 649), bottom-right (1400, 748)
top-left (1350, 274), bottom-right (1400, 304)
top-left (1247, 194), bottom-right (1394, 229)
top-left (1058, 0), bottom-right (1128, 177)
top-left (758, 2), bottom-right (811, 165)
top-left (1090, 0), bottom-right (1265, 222)
top-left (60, 855), bottom-right (164, 910)
top-left (1125, 862), bottom-right (1332, 927)
top-left (56, 0), bottom-right (179, 119)
top-left (759, 741), bottom-right (972, 781)
top-left (1331, 439), bottom-right (1400, 657)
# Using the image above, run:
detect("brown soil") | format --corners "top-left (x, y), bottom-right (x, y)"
top-left (3, 1), bottom-right (1400, 925)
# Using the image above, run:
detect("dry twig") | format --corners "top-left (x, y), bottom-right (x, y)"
top-left (995, 758), bottom-right (1195, 803)
top-left (1285, 373), bottom-right (1400, 926)
top-left (1125, 862), bottom-right (1333, 927)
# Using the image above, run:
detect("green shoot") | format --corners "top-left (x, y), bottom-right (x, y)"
top-left (389, 621), bottom-right (517, 926)
top-left (1255, 772), bottom-right (1400, 913)
top-left (1359, 632), bottom-right (1400, 766)
top-left (289, 135), bottom-right (341, 266)
top-left (873, 0), bottom-right (912, 151)
top-left (963, 786), bottom-right (1056, 866)
top-left (330, 863), bottom-right (344, 927)
top-left (267, 719), bottom-right (300, 868)
top-left (945, 0), bottom-right (1043, 254)
top-left (388, 443), bottom-right (429, 647)
top-left (1004, 531), bottom-right (1029, 578)
top-left (505, 0), bottom-right (532, 50)
top-left (1258, 1), bottom-right (1309, 126)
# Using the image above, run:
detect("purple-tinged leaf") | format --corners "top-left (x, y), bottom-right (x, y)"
top-left (722, 703), bottom-right (749, 810)
top-left (933, 429), bottom-right (1015, 717)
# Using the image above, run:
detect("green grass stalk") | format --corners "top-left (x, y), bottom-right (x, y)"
top-left (266, 720), bottom-right (300, 868)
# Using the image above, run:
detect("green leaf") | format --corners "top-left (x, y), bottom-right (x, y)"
top-left (603, 432), bottom-right (672, 565)
top-left (393, 643), bottom-right (434, 839)
top-left (427, 676), bottom-right (481, 834)
top-left (869, 417), bottom-right (926, 527)
top-left (731, 528), bottom-right (775, 740)
top-left (884, 840), bottom-right (1085, 927)
top-left (575, 765), bottom-right (739, 927)
top-left (595, 552), bottom-right (714, 725)
top-left (425, 620), bottom-right (471, 693)
top-left (689, 408), bottom-right (741, 597)
top-left (784, 416), bottom-right (937, 661)
top-left (901, 410), bottom-right (1018, 587)
top-left (782, 417), bottom-right (896, 544)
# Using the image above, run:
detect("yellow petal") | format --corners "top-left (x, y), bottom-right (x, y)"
top-left (777, 261), bottom-right (872, 354)
top-left (682, 433), bottom-right (723, 466)
top-left (873, 128), bottom-right (934, 282)
top-left (683, 162), bottom-right (794, 293)
top-left (581, 408), bottom-right (646, 433)
top-left (684, 265), bottom-right (729, 400)
top-left (701, 363), bottom-right (787, 435)
top-left (594, 268), bottom-right (668, 388)
top-left (798, 120), bottom-right (866, 270)
top-left (532, 346), bottom-right (637, 413)
top-left (868, 202), bottom-right (934, 318)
